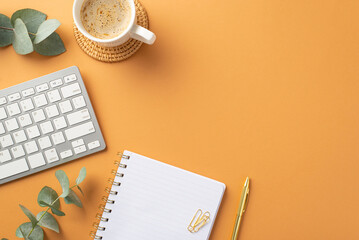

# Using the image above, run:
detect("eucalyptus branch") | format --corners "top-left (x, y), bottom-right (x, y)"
top-left (0, 26), bottom-right (36, 36)
top-left (0, 8), bottom-right (66, 56)
top-left (26, 184), bottom-right (79, 238)
top-left (16, 168), bottom-right (87, 240)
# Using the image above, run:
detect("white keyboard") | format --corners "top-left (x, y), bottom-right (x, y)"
top-left (0, 66), bottom-right (106, 184)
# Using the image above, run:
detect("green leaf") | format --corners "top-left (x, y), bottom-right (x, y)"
top-left (64, 189), bottom-right (83, 208)
top-left (34, 19), bottom-right (60, 44)
top-left (19, 205), bottom-right (38, 228)
top-left (11, 9), bottom-right (47, 34)
top-left (13, 18), bottom-right (33, 55)
top-left (0, 14), bottom-right (14, 47)
top-left (76, 167), bottom-right (87, 185)
top-left (16, 222), bottom-right (43, 240)
top-left (34, 32), bottom-right (65, 56)
top-left (38, 201), bottom-right (65, 216)
top-left (37, 186), bottom-right (60, 214)
top-left (1, 238), bottom-right (9, 240)
top-left (55, 170), bottom-right (70, 197)
top-left (18, 226), bottom-right (30, 240)
top-left (77, 185), bottom-right (84, 196)
top-left (36, 211), bottom-right (59, 233)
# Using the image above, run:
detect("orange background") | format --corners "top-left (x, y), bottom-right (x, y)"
top-left (0, 0), bottom-right (359, 239)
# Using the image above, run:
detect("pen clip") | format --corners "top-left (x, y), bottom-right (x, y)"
top-left (242, 188), bottom-right (250, 213)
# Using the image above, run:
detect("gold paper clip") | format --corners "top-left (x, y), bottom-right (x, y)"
top-left (188, 209), bottom-right (210, 233)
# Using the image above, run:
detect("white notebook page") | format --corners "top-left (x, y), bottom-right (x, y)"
top-left (97, 151), bottom-right (226, 240)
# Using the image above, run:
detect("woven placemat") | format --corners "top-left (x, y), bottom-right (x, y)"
top-left (73, 0), bottom-right (149, 63)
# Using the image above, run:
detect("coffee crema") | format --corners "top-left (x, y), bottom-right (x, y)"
top-left (80, 0), bottom-right (131, 39)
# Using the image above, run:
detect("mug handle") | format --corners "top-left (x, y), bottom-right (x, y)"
top-left (130, 24), bottom-right (156, 45)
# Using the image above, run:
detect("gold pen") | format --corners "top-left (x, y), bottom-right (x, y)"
top-left (231, 177), bottom-right (250, 240)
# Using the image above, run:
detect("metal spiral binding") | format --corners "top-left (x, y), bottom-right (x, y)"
top-left (90, 153), bottom-right (130, 239)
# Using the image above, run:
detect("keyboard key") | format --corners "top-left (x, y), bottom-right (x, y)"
top-left (50, 79), bottom-right (63, 88)
top-left (53, 116), bottom-right (67, 130)
top-left (13, 130), bottom-right (27, 143)
top-left (51, 132), bottom-right (65, 145)
top-left (88, 140), bottom-right (100, 150)
top-left (64, 74), bottom-right (77, 83)
top-left (60, 149), bottom-right (73, 159)
top-left (0, 158), bottom-right (29, 180)
top-left (22, 88), bottom-right (35, 97)
top-left (45, 105), bottom-right (59, 118)
top-left (11, 145), bottom-right (25, 159)
top-left (64, 121), bottom-right (95, 141)
top-left (0, 149), bottom-right (11, 163)
top-left (8, 92), bottom-right (21, 102)
top-left (44, 148), bottom-right (59, 163)
top-left (28, 152), bottom-right (46, 169)
top-left (59, 100), bottom-right (73, 114)
top-left (32, 109), bottom-right (46, 123)
top-left (0, 123), bottom-right (5, 134)
top-left (20, 98), bottom-right (34, 112)
top-left (26, 125), bottom-right (40, 139)
top-left (0, 134), bottom-right (14, 148)
top-left (40, 121), bottom-right (54, 134)
top-left (7, 103), bottom-right (21, 116)
top-left (61, 83), bottom-right (81, 98)
top-left (36, 83), bottom-right (49, 92)
top-left (33, 94), bottom-right (48, 107)
top-left (0, 107), bottom-right (7, 120)
top-left (18, 114), bottom-right (32, 127)
top-left (0, 97), bottom-right (7, 105)
top-left (24, 140), bottom-right (38, 154)
top-left (72, 96), bottom-right (86, 109)
top-left (72, 139), bottom-right (84, 148)
top-left (5, 118), bottom-right (19, 132)
top-left (38, 136), bottom-right (52, 150)
top-left (67, 109), bottom-right (90, 126)
top-left (47, 89), bottom-right (61, 103)
top-left (74, 145), bottom-right (86, 154)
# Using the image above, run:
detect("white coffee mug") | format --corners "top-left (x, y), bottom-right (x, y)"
top-left (73, 0), bottom-right (156, 47)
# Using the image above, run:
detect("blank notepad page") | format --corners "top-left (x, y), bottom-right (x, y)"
top-left (98, 151), bottom-right (226, 240)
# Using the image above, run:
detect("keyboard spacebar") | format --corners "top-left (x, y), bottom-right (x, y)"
top-left (65, 121), bottom-right (95, 141)
top-left (0, 158), bottom-right (29, 180)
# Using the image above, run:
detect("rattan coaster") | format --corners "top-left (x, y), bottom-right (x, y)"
top-left (73, 0), bottom-right (149, 63)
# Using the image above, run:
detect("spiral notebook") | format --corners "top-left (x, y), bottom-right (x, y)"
top-left (91, 150), bottom-right (226, 240)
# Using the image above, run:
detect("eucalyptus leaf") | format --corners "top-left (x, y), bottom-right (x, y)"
top-left (37, 186), bottom-right (60, 214)
top-left (55, 169), bottom-right (70, 197)
top-left (76, 167), bottom-right (87, 185)
top-left (0, 14), bottom-right (14, 47)
top-left (34, 19), bottom-right (60, 44)
top-left (34, 32), bottom-right (65, 56)
top-left (19, 205), bottom-right (38, 228)
top-left (16, 222), bottom-right (43, 240)
top-left (38, 201), bottom-right (65, 216)
top-left (13, 18), bottom-right (33, 55)
top-left (11, 8), bottom-right (46, 34)
top-left (64, 189), bottom-right (83, 208)
top-left (18, 226), bottom-right (30, 240)
top-left (77, 185), bottom-right (84, 196)
top-left (36, 211), bottom-right (60, 233)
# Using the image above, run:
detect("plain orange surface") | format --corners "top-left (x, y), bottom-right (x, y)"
top-left (1, 0), bottom-right (359, 239)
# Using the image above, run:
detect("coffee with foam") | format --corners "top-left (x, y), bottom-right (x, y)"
top-left (80, 0), bottom-right (131, 39)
